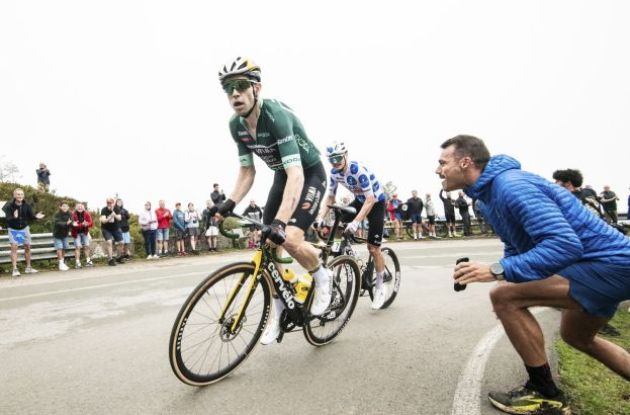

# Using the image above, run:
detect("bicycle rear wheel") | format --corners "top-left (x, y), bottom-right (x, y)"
top-left (303, 255), bottom-right (360, 346)
top-left (169, 262), bottom-right (271, 386)
top-left (367, 247), bottom-right (401, 309)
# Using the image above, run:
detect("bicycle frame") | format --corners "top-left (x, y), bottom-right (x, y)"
top-left (218, 215), bottom-right (307, 334)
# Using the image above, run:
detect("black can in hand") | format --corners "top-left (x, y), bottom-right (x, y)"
top-left (454, 257), bottom-right (469, 292)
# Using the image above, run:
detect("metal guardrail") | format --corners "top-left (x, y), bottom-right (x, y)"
top-left (0, 232), bottom-right (75, 264)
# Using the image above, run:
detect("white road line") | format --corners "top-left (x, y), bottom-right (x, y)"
top-left (0, 271), bottom-right (204, 303)
top-left (451, 308), bottom-right (547, 415)
top-left (405, 251), bottom-right (501, 259)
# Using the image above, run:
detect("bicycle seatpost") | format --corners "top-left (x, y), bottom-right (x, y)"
top-left (454, 257), bottom-right (469, 292)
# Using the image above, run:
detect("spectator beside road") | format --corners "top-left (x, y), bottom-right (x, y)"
top-left (552, 169), bottom-right (603, 218)
top-left (386, 193), bottom-right (403, 240)
top-left (100, 197), bottom-right (124, 266)
top-left (553, 168), bottom-right (622, 337)
top-left (599, 185), bottom-right (620, 224)
top-left (441, 135), bottom-right (630, 414)
top-left (53, 202), bottom-right (72, 271)
top-left (424, 193), bottom-right (439, 239)
top-left (439, 189), bottom-right (458, 237)
top-left (2, 188), bottom-right (45, 277)
top-left (456, 191), bottom-right (472, 236)
top-left (173, 202), bottom-right (187, 256)
top-left (155, 200), bottom-right (172, 256)
top-left (71, 203), bottom-right (93, 268)
top-left (35, 163), bottom-right (51, 193)
top-left (139, 201), bottom-right (159, 259)
top-left (211, 183), bottom-right (226, 205)
top-left (406, 190), bottom-right (425, 240)
top-left (243, 200), bottom-right (263, 248)
top-left (472, 199), bottom-right (488, 235)
top-left (185, 202), bottom-right (201, 253)
top-left (202, 200), bottom-right (219, 252)
top-left (116, 199), bottom-right (132, 259)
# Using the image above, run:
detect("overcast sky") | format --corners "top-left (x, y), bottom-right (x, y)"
top-left (1, 0), bottom-right (628, 216)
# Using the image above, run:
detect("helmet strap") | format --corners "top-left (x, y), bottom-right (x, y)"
top-left (243, 83), bottom-right (258, 119)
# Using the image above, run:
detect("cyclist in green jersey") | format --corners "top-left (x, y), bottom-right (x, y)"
top-left (213, 57), bottom-right (332, 345)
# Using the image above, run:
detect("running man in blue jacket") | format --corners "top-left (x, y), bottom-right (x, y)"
top-left (436, 135), bottom-right (630, 415)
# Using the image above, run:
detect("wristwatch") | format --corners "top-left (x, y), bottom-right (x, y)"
top-left (490, 262), bottom-right (505, 280)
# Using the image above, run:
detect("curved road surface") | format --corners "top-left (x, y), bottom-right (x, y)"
top-left (0, 239), bottom-right (562, 415)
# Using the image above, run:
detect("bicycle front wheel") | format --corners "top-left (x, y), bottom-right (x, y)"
top-left (368, 247), bottom-right (401, 309)
top-left (304, 255), bottom-right (360, 346)
top-left (169, 262), bottom-right (271, 386)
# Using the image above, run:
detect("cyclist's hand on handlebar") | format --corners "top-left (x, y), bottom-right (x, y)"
top-left (213, 199), bottom-right (236, 222)
top-left (345, 220), bottom-right (360, 235)
top-left (262, 219), bottom-right (286, 245)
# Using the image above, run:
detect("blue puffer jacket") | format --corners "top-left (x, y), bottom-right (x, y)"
top-left (465, 155), bottom-right (630, 282)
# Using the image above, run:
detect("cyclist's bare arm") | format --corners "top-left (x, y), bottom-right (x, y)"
top-left (275, 166), bottom-right (304, 223)
top-left (354, 194), bottom-right (375, 223)
top-left (228, 165), bottom-right (256, 205)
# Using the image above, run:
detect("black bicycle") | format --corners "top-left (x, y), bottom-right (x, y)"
top-left (168, 213), bottom-right (361, 386)
top-left (316, 205), bottom-right (401, 309)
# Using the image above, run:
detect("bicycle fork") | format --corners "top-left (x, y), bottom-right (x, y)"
top-left (218, 250), bottom-right (265, 334)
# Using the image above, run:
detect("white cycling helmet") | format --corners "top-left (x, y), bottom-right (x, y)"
top-left (218, 57), bottom-right (261, 83)
top-left (326, 141), bottom-right (348, 157)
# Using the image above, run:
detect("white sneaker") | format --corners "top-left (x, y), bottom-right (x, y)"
top-left (310, 271), bottom-right (332, 316)
top-left (259, 317), bottom-right (281, 345)
top-left (75, 262), bottom-right (82, 269)
top-left (151, 255), bottom-right (159, 259)
top-left (24, 267), bottom-right (38, 274)
top-left (59, 262), bottom-right (69, 271)
top-left (371, 285), bottom-right (387, 310)
top-left (12, 268), bottom-right (20, 277)
top-left (86, 260), bottom-right (94, 267)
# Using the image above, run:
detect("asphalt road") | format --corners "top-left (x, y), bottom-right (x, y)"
top-left (0, 239), bottom-right (562, 415)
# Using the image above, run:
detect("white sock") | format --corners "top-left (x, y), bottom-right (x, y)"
top-left (375, 271), bottom-right (384, 290)
top-left (272, 297), bottom-right (285, 320)
top-left (311, 265), bottom-right (330, 286)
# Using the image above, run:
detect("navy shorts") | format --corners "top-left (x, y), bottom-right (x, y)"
top-left (102, 228), bottom-right (123, 243)
top-left (410, 213), bottom-right (422, 224)
top-left (557, 261), bottom-right (630, 319)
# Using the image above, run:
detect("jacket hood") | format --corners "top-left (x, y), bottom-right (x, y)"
top-left (465, 155), bottom-right (521, 199)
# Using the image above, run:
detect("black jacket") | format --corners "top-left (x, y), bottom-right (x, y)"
top-left (53, 210), bottom-right (72, 239)
top-left (2, 199), bottom-right (36, 230)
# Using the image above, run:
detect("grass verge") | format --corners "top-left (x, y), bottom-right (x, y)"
top-left (556, 309), bottom-right (630, 415)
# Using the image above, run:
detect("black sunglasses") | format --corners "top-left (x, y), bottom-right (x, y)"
top-left (222, 79), bottom-right (253, 94)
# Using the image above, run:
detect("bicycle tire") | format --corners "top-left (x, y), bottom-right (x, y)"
top-left (303, 255), bottom-right (360, 346)
top-left (169, 262), bottom-right (271, 386)
top-left (367, 247), bottom-right (401, 309)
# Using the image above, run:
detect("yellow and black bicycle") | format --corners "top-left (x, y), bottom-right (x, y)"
top-left (168, 213), bottom-right (361, 386)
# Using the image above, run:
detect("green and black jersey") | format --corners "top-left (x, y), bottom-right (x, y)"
top-left (229, 99), bottom-right (321, 171)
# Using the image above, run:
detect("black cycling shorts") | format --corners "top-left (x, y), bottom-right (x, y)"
top-left (445, 211), bottom-right (456, 223)
top-left (341, 199), bottom-right (386, 247)
top-left (263, 162), bottom-right (326, 232)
